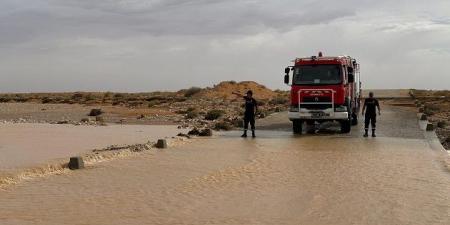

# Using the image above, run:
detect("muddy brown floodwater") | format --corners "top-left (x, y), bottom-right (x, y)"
top-left (1, 102), bottom-right (449, 225)
top-left (0, 123), bottom-right (184, 170)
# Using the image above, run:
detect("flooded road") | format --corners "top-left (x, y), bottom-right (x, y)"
top-left (1, 103), bottom-right (449, 225)
top-left (0, 123), bottom-right (184, 170)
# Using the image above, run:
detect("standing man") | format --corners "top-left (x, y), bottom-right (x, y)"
top-left (362, 92), bottom-right (381, 137)
top-left (233, 90), bottom-right (258, 138)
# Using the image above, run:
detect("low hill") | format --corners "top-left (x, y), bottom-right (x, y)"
top-left (194, 81), bottom-right (279, 100)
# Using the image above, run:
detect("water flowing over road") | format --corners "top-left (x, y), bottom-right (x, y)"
top-left (1, 100), bottom-right (449, 225)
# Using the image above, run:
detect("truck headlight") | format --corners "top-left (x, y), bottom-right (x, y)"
top-left (335, 106), bottom-right (347, 112)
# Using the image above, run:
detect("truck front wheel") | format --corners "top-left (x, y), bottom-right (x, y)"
top-left (340, 120), bottom-right (351, 133)
top-left (293, 120), bottom-right (303, 134)
top-left (351, 112), bottom-right (358, 126)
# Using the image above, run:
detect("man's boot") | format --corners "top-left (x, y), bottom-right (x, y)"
top-left (364, 129), bottom-right (369, 137)
top-left (372, 129), bottom-right (376, 137)
top-left (251, 130), bottom-right (256, 138)
top-left (241, 130), bottom-right (247, 138)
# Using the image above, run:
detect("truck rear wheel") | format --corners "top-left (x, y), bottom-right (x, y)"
top-left (293, 120), bottom-right (303, 134)
top-left (340, 120), bottom-right (351, 133)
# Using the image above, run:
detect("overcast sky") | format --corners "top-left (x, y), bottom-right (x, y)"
top-left (1, 0), bottom-right (449, 92)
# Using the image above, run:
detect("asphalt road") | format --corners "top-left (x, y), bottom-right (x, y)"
top-left (0, 101), bottom-right (449, 225)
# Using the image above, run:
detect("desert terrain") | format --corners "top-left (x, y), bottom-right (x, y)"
top-left (0, 81), bottom-right (288, 130)
top-left (410, 89), bottom-right (450, 149)
top-left (0, 85), bottom-right (449, 225)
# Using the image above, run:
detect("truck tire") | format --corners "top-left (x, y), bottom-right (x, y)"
top-left (340, 120), bottom-right (351, 133)
top-left (351, 112), bottom-right (358, 126)
top-left (293, 120), bottom-right (303, 134)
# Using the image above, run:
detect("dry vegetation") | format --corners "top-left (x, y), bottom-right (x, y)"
top-left (0, 81), bottom-right (289, 130)
top-left (410, 89), bottom-right (450, 149)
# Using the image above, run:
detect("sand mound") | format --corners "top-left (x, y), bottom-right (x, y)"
top-left (197, 81), bottom-right (277, 100)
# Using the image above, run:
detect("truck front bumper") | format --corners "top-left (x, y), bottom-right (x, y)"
top-left (288, 111), bottom-right (349, 121)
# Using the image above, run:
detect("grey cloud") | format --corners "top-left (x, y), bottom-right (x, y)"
top-left (1, 0), bottom-right (358, 46)
top-left (0, 0), bottom-right (449, 92)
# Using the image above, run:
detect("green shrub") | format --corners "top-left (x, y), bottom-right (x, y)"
top-left (114, 93), bottom-right (125, 99)
top-left (72, 93), bottom-right (84, 100)
top-left (269, 96), bottom-right (289, 105)
top-left (437, 121), bottom-right (447, 128)
top-left (185, 110), bottom-right (199, 119)
top-left (232, 119), bottom-right (244, 128)
top-left (89, 108), bottom-right (103, 116)
top-left (42, 97), bottom-right (52, 104)
top-left (184, 87), bottom-right (202, 97)
top-left (424, 108), bottom-right (435, 116)
top-left (84, 94), bottom-right (94, 101)
top-left (214, 121), bottom-right (233, 131)
top-left (147, 100), bottom-right (161, 107)
top-left (0, 97), bottom-right (11, 102)
top-left (205, 109), bottom-right (225, 120)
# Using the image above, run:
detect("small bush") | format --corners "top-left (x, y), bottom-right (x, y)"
top-left (214, 121), bottom-right (233, 131)
top-left (148, 100), bottom-right (160, 107)
top-left (187, 107), bottom-right (197, 112)
top-left (42, 97), bottom-right (52, 104)
top-left (84, 94), bottom-right (95, 102)
top-left (269, 96), bottom-right (289, 105)
top-left (184, 87), bottom-right (202, 97)
top-left (437, 121), bottom-right (447, 128)
top-left (188, 128), bottom-right (201, 136)
top-left (205, 109), bottom-right (225, 121)
top-left (424, 108), bottom-right (435, 116)
top-left (185, 110), bottom-right (199, 119)
top-left (175, 110), bottom-right (187, 114)
top-left (199, 128), bottom-right (213, 136)
top-left (89, 108), bottom-right (103, 116)
top-left (0, 97), bottom-right (12, 102)
top-left (95, 116), bottom-right (104, 122)
top-left (146, 96), bottom-right (166, 101)
top-left (114, 93), bottom-right (125, 99)
top-left (72, 93), bottom-right (84, 100)
top-left (257, 101), bottom-right (266, 106)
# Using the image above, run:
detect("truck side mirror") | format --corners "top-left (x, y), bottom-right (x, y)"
top-left (348, 73), bottom-right (355, 83)
top-left (285, 67), bottom-right (291, 74)
top-left (284, 74), bottom-right (290, 84)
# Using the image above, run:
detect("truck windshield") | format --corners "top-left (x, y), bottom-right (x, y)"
top-left (293, 65), bottom-right (342, 85)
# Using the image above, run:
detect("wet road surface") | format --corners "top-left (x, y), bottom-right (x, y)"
top-left (0, 103), bottom-right (449, 225)
top-left (0, 124), bottom-right (185, 170)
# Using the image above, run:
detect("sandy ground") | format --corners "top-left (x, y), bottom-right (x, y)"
top-left (0, 94), bottom-right (449, 225)
top-left (0, 103), bottom-right (178, 125)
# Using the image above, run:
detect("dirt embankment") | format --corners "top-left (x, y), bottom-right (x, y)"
top-left (0, 81), bottom-right (289, 131)
top-left (410, 90), bottom-right (450, 149)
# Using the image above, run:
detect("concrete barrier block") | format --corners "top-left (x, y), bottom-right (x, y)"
top-left (426, 123), bottom-right (434, 131)
top-left (68, 157), bottom-right (84, 170)
top-left (420, 114), bottom-right (427, 120)
top-left (156, 139), bottom-right (167, 149)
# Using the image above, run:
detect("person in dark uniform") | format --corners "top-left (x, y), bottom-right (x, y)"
top-left (233, 90), bottom-right (258, 138)
top-left (362, 92), bottom-right (381, 137)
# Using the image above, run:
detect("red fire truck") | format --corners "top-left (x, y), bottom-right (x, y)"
top-left (284, 52), bottom-right (361, 134)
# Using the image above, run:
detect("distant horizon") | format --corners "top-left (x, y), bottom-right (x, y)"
top-left (0, 79), bottom-right (446, 94)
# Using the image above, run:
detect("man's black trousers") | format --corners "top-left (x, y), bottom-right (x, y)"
top-left (364, 113), bottom-right (376, 129)
top-left (244, 115), bottom-right (255, 130)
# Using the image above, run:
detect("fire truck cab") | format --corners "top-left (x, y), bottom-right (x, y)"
top-left (284, 52), bottom-right (361, 134)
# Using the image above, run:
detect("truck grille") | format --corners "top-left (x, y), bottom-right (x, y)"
top-left (302, 96), bottom-right (332, 103)
top-left (301, 104), bottom-right (332, 110)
